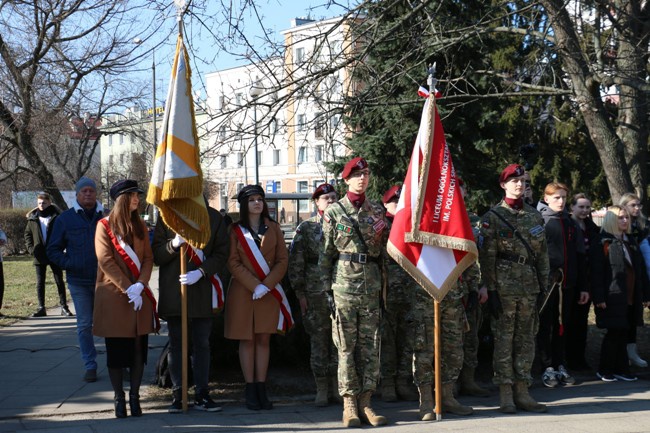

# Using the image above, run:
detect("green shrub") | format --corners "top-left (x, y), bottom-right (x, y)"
top-left (0, 208), bottom-right (30, 255)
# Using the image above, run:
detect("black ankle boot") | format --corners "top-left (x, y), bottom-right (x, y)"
top-left (32, 307), bottom-right (46, 317)
top-left (245, 383), bottom-right (261, 410)
top-left (256, 382), bottom-right (273, 410)
top-left (114, 392), bottom-right (127, 418)
top-left (61, 305), bottom-right (74, 317)
top-left (129, 391), bottom-right (142, 417)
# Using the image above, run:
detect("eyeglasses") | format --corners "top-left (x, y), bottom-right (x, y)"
top-left (349, 170), bottom-right (371, 178)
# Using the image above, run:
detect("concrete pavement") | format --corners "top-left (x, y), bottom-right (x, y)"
top-left (1, 273), bottom-right (650, 432)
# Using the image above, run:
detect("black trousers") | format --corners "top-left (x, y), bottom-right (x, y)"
top-left (599, 327), bottom-right (630, 376)
top-left (565, 292), bottom-right (591, 367)
top-left (34, 263), bottom-right (67, 307)
top-left (537, 286), bottom-right (574, 369)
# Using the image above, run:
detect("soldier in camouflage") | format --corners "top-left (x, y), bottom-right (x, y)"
top-left (458, 179), bottom-right (490, 398)
top-left (380, 185), bottom-right (418, 404)
top-left (381, 185), bottom-right (435, 421)
top-left (478, 163), bottom-right (549, 414)
top-left (288, 183), bottom-right (339, 407)
top-left (320, 157), bottom-right (389, 428)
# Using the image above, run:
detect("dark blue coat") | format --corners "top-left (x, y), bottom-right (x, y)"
top-left (46, 201), bottom-right (104, 286)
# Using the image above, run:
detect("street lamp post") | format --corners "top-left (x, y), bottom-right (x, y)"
top-left (249, 80), bottom-right (263, 186)
top-left (133, 38), bottom-right (156, 151)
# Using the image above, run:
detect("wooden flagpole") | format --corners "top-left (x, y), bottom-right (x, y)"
top-left (434, 299), bottom-right (442, 420)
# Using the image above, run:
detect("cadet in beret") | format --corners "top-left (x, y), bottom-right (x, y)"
top-left (478, 164), bottom-right (549, 414)
top-left (288, 183), bottom-right (339, 407)
top-left (320, 157), bottom-right (389, 427)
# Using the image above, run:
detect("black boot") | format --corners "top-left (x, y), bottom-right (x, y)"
top-left (32, 307), bottom-right (46, 317)
top-left (61, 305), bottom-right (74, 317)
top-left (114, 392), bottom-right (127, 418)
top-left (129, 391), bottom-right (142, 417)
top-left (256, 382), bottom-right (273, 410)
top-left (245, 383), bottom-right (261, 410)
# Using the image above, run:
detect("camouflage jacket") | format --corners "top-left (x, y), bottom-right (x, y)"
top-left (288, 215), bottom-right (325, 298)
top-left (320, 195), bottom-right (389, 295)
top-left (478, 200), bottom-right (549, 295)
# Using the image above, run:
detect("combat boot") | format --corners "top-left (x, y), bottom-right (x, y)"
top-left (395, 376), bottom-right (418, 401)
top-left (357, 391), bottom-right (388, 426)
top-left (440, 382), bottom-right (473, 416)
top-left (380, 376), bottom-right (397, 402)
top-left (498, 384), bottom-right (517, 414)
top-left (417, 384), bottom-right (435, 421)
top-left (314, 377), bottom-right (329, 407)
top-left (342, 395), bottom-right (361, 428)
top-left (513, 381), bottom-right (547, 413)
top-left (458, 366), bottom-right (490, 397)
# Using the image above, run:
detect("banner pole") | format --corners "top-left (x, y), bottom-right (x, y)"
top-left (180, 244), bottom-right (188, 413)
top-left (434, 299), bottom-right (442, 421)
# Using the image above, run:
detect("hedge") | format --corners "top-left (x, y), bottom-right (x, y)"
top-left (0, 208), bottom-right (31, 256)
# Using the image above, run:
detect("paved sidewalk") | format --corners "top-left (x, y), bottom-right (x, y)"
top-left (1, 272), bottom-right (650, 432)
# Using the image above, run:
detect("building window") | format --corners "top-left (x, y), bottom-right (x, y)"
top-left (315, 145), bottom-right (323, 162)
top-left (298, 146), bottom-right (307, 164)
top-left (235, 93), bottom-right (243, 106)
top-left (330, 114), bottom-right (341, 129)
top-left (269, 118), bottom-right (278, 134)
top-left (298, 181), bottom-right (308, 212)
top-left (219, 125), bottom-right (226, 139)
top-left (108, 135), bottom-right (113, 146)
top-left (108, 155), bottom-right (113, 165)
top-left (297, 114), bottom-right (306, 131)
top-left (275, 181), bottom-right (281, 193)
top-left (295, 47), bottom-right (305, 64)
top-left (315, 113), bottom-right (324, 139)
top-left (237, 152), bottom-right (244, 167)
top-left (218, 95), bottom-right (225, 109)
top-left (273, 149), bottom-right (280, 166)
top-left (119, 134), bottom-right (124, 145)
top-left (119, 153), bottom-right (125, 164)
top-left (220, 155), bottom-right (226, 169)
top-left (257, 150), bottom-right (263, 166)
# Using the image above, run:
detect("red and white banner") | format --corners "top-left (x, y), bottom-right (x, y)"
top-left (387, 91), bottom-right (478, 302)
top-left (232, 224), bottom-right (294, 333)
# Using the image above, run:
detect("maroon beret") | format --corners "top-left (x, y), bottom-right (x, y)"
top-left (312, 183), bottom-right (335, 200)
top-left (382, 185), bottom-right (401, 204)
top-left (499, 164), bottom-right (525, 183)
top-left (341, 157), bottom-right (368, 179)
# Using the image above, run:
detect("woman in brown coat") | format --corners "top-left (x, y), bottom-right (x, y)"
top-left (94, 180), bottom-right (155, 418)
top-left (225, 184), bottom-right (289, 411)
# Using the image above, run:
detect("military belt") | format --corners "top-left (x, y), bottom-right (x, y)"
top-left (339, 253), bottom-right (379, 264)
top-left (497, 251), bottom-right (529, 265)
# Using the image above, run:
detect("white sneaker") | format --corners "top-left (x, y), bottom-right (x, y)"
top-left (542, 367), bottom-right (559, 388)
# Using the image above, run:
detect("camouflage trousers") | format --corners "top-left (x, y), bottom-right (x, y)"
top-left (438, 297), bottom-right (466, 384)
top-left (380, 301), bottom-right (413, 381)
top-left (463, 303), bottom-right (484, 369)
top-left (332, 291), bottom-right (381, 396)
top-left (411, 294), bottom-right (435, 386)
top-left (302, 291), bottom-right (338, 379)
top-left (491, 293), bottom-right (539, 385)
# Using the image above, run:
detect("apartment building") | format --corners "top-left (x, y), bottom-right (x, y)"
top-left (204, 16), bottom-right (357, 222)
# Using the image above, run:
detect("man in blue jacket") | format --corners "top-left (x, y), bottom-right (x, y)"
top-left (47, 177), bottom-right (104, 382)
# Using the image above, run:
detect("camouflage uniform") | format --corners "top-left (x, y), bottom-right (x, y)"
top-left (410, 285), bottom-right (435, 386)
top-left (478, 200), bottom-right (549, 385)
top-left (320, 195), bottom-right (388, 396)
top-left (288, 216), bottom-right (337, 380)
top-left (462, 211), bottom-right (483, 371)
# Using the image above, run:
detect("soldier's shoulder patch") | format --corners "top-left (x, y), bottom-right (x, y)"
top-left (372, 219), bottom-right (386, 233)
top-left (336, 223), bottom-right (353, 234)
top-left (529, 225), bottom-right (544, 237)
top-left (481, 220), bottom-right (490, 229)
top-left (323, 213), bottom-right (331, 224)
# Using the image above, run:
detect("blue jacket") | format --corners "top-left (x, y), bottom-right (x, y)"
top-left (46, 201), bottom-right (104, 285)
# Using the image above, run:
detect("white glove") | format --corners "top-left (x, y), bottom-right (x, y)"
top-left (252, 284), bottom-right (270, 300)
top-left (179, 269), bottom-right (203, 286)
top-left (129, 294), bottom-right (143, 311)
top-left (126, 282), bottom-right (144, 299)
top-left (171, 233), bottom-right (186, 249)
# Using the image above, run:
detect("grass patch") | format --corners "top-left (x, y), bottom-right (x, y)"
top-left (1, 256), bottom-right (66, 326)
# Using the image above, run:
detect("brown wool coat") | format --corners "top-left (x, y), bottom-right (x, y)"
top-left (224, 219), bottom-right (288, 340)
top-left (93, 218), bottom-right (155, 338)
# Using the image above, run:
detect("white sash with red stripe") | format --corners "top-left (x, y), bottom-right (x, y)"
top-left (232, 224), bottom-right (294, 333)
top-left (99, 218), bottom-right (160, 331)
top-left (185, 245), bottom-right (225, 311)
